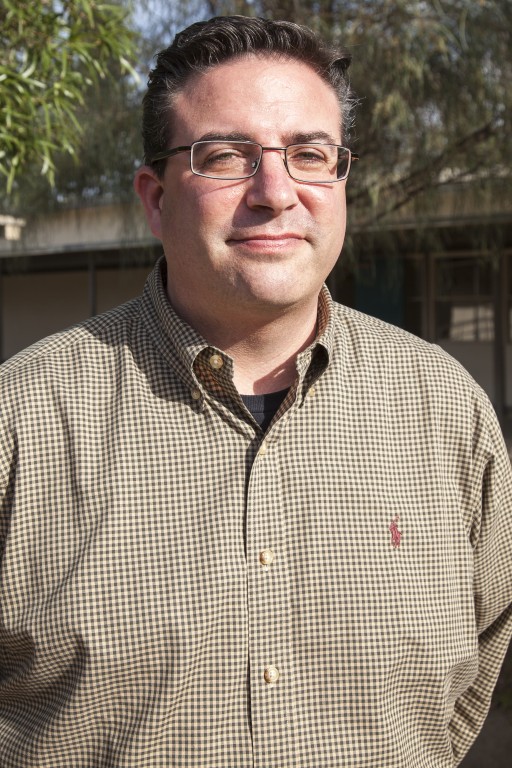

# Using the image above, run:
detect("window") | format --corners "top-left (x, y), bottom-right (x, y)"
top-left (435, 257), bottom-right (494, 341)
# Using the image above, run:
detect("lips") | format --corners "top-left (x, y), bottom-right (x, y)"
top-left (238, 233), bottom-right (302, 240)
top-left (228, 233), bottom-right (304, 244)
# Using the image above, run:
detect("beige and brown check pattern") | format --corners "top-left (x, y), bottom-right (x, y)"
top-left (1, 258), bottom-right (512, 767)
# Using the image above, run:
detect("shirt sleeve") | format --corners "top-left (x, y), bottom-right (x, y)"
top-left (449, 397), bottom-right (512, 765)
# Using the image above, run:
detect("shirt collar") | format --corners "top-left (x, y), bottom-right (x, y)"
top-left (140, 258), bottom-right (209, 389)
top-left (295, 284), bottom-right (335, 371)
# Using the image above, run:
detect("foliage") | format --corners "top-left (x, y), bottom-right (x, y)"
top-left (3, 67), bottom-right (142, 212)
top-left (0, 0), bottom-right (137, 193)
top-left (4, 0), bottom-right (510, 231)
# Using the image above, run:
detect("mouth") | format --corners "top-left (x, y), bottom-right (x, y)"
top-left (227, 233), bottom-right (305, 249)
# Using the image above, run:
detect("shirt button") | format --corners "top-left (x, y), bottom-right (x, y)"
top-left (264, 665), bottom-right (280, 685)
top-left (209, 353), bottom-right (224, 370)
top-left (259, 549), bottom-right (275, 567)
top-left (191, 388), bottom-right (201, 400)
top-left (258, 441), bottom-right (267, 456)
top-left (308, 385), bottom-right (316, 397)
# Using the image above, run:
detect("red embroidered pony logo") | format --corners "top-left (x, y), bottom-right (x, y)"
top-left (389, 515), bottom-right (402, 548)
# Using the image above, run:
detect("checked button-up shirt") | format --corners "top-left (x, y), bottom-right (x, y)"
top-left (1, 258), bottom-right (512, 767)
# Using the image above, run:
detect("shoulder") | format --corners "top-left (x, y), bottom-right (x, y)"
top-left (332, 301), bottom-right (479, 389)
top-left (329, 302), bottom-right (498, 440)
top-left (329, 303), bottom-right (510, 501)
top-left (0, 298), bottom-right (143, 405)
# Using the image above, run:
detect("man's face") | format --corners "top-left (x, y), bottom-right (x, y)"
top-left (137, 54), bottom-right (348, 326)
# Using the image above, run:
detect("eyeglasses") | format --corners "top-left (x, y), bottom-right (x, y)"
top-left (150, 140), bottom-right (359, 183)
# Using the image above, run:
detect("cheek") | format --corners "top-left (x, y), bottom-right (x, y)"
top-left (183, 184), bottom-right (243, 234)
top-left (307, 186), bottom-right (346, 233)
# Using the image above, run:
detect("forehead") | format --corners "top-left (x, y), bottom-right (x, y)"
top-left (171, 54), bottom-right (342, 144)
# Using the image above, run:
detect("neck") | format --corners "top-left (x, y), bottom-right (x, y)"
top-left (225, 314), bottom-right (318, 394)
top-left (170, 290), bottom-right (320, 395)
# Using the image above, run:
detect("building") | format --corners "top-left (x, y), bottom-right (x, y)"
top-left (0, 203), bottom-right (160, 361)
top-left (1, 178), bottom-right (511, 427)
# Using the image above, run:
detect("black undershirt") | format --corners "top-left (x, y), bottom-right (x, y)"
top-left (240, 388), bottom-right (289, 432)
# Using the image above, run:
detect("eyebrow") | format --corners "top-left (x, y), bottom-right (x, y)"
top-left (196, 130), bottom-right (340, 145)
top-left (197, 131), bottom-right (253, 143)
top-left (286, 131), bottom-right (339, 145)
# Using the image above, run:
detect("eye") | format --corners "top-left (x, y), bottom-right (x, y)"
top-left (288, 145), bottom-right (332, 167)
top-left (202, 148), bottom-right (244, 166)
top-left (192, 142), bottom-right (258, 176)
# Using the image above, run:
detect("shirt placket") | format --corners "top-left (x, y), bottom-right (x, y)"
top-left (245, 416), bottom-right (300, 767)
top-left (193, 344), bottom-right (323, 767)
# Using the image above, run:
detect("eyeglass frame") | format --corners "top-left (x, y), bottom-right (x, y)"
top-left (149, 140), bottom-right (359, 183)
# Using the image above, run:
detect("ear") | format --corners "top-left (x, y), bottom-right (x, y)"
top-left (134, 165), bottom-right (165, 240)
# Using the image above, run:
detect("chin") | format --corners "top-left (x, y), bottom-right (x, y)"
top-left (238, 282), bottom-right (316, 312)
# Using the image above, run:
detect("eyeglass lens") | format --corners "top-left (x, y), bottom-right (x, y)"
top-left (190, 141), bottom-right (350, 181)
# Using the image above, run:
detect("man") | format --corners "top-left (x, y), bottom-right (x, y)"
top-left (0, 15), bottom-right (511, 768)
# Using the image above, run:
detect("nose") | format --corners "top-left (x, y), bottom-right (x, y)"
top-left (244, 149), bottom-right (300, 214)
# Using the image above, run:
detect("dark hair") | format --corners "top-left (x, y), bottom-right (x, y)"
top-left (142, 15), bottom-right (355, 176)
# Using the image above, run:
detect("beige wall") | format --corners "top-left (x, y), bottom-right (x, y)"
top-left (96, 268), bottom-right (150, 314)
top-left (2, 267), bottom-right (150, 360)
